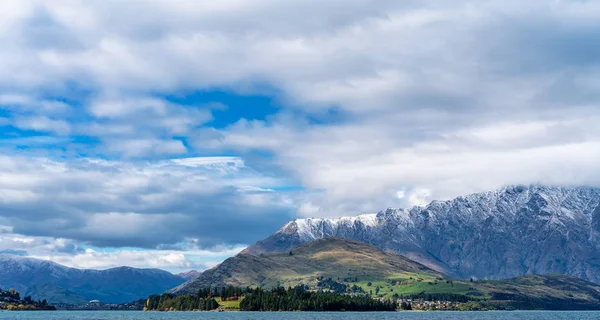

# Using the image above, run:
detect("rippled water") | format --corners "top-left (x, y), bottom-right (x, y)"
top-left (2, 311), bottom-right (600, 320)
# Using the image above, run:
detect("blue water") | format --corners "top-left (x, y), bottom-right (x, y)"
top-left (1, 311), bottom-right (600, 320)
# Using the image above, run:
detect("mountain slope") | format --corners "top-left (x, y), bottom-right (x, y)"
top-left (173, 238), bottom-right (446, 295)
top-left (474, 274), bottom-right (600, 310)
top-left (177, 270), bottom-right (200, 281)
top-left (478, 274), bottom-right (600, 302)
top-left (0, 255), bottom-right (187, 304)
top-left (245, 185), bottom-right (600, 283)
top-left (23, 284), bottom-right (89, 305)
top-left (174, 237), bottom-right (600, 310)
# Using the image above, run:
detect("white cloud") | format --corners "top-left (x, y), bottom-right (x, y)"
top-left (104, 138), bottom-right (187, 157)
top-left (13, 116), bottom-right (71, 135)
top-left (35, 246), bottom-right (246, 272)
top-left (407, 188), bottom-right (432, 207)
top-left (0, 94), bottom-right (31, 105)
top-left (297, 202), bottom-right (321, 218)
top-left (211, 115), bottom-right (600, 216)
top-left (170, 156), bottom-right (244, 168)
top-left (395, 190), bottom-right (405, 200)
top-left (89, 97), bottom-right (169, 118)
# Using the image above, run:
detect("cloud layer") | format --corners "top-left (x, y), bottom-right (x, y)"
top-left (0, 156), bottom-right (293, 248)
top-left (0, 0), bottom-right (599, 269)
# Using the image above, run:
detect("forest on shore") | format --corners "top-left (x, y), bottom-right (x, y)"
top-left (144, 285), bottom-right (397, 312)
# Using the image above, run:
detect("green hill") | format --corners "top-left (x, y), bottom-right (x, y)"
top-left (173, 238), bottom-right (600, 310)
top-left (472, 274), bottom-right (600, 310)
top-left (173, 237), bottom-right (449, 294)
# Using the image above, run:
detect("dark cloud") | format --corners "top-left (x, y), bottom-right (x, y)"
top-left (0, 156), bottom-right (295, 249)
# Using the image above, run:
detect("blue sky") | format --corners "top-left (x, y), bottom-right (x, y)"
top-left (0, 0), bottom-right (599, 272)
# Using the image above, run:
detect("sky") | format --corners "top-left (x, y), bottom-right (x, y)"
top-left (0, 0), bottom-right (599, 273)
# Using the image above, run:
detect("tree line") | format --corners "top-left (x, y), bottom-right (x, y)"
top-left (317, 277), bottom-right (365, 294)
top-left (240, 286), bottom-right (397, 311)
top-left (144, 293), bottom-right (219, 311)
top-left (197, 285), bottom-right (245, 301)
top-left (145, 285), bottom-right (250, 311)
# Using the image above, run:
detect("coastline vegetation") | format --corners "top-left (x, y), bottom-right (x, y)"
top-left (0, 287), bottom-right (56, 311)
top-left (144, 294), bottom-right (219, 311)
top-left (144, 285), bottom-right (397, 312)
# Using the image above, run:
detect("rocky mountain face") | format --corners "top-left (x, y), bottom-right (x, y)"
top-left (245, 185), bottom-right (600, 283)
top-left (0, 255), bottom-right (187, 304)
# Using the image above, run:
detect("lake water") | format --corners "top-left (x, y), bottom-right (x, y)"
top-left (1, 311), bottom-right (600, 320)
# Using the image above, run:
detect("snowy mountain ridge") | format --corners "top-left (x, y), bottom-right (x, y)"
top-left (246, 185), bottom-right (600, 283)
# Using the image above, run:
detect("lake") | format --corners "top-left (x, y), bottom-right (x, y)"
top-left (1, 311), bottom-right (600, 320)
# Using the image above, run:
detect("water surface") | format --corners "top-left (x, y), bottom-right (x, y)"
top-left (1, 311), bottom-right (600, 320)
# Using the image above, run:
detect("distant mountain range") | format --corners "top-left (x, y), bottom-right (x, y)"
top-left (175, 238), bottom-right (600, 310)
top-left (0, 255), bottom-right (188, 304)
top-left (245, 185), bottom-right (600, 283)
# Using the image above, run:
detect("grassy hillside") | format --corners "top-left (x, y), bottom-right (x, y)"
top-left (175, 237), bottom-right (453, 294)
top-left (174, 238), bottom-right (600, 310)
top-left (473, 274), bottom-right (600, 310)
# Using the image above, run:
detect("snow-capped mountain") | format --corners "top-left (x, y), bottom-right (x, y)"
top-left (0, 255), bottom-right (187, 304)
top-left (245, 185), bottom-right (600, 283)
